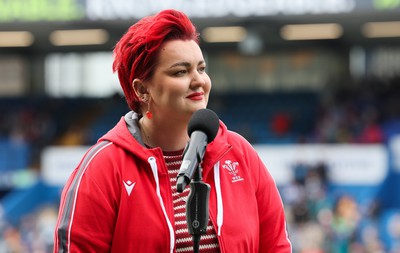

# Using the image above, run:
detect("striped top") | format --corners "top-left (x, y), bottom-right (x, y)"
top-left (164, 150), bottom-right (220, 253)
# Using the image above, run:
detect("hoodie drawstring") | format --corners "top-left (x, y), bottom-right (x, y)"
top-left (214, 161), bottom-right (223, 236)
top-left (148, 156), bottom-right (175, 253)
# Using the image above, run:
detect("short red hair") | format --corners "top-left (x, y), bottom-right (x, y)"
top-left (112, 9), bottom-right (199, 111)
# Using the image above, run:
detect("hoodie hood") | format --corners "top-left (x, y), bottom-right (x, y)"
top-left (99, 111), bottom-right (231, 167)
top-left (98, 111), bottom-right (161, 161)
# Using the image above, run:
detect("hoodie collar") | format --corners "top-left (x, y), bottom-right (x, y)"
top-left (99, 111), bottom-right (232, 167)
top-left (98, 111), bottom-right (162, 160)
top-left (124, 111), bottom-right (145, 146)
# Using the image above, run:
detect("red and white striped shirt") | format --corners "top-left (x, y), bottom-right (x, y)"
top-left (164, 150), bottom-right (220, 253)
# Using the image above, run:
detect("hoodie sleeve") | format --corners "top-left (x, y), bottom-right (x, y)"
top-left (254, 154), bottom-right (292, 253)
top-left (53, 141), bottom-right (117, 253)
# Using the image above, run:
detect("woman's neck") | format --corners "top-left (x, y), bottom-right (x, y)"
top-left (139, 116), bottom-right (189, 151)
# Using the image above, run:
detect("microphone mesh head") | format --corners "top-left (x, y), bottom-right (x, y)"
top-left (187, 109), bottom-right (219, 143)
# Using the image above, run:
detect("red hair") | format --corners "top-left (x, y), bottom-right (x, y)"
top-left (112, 9), bottom-right (199, 111)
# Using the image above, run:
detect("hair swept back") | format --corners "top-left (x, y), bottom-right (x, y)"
top-left (112, 9), bottom-right (199, 111)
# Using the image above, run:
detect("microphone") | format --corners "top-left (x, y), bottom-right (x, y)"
top-left (176, 108), bottom-right (219, 193)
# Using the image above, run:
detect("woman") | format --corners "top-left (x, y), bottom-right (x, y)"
top-left (53, 9), bottom-right (291, 253)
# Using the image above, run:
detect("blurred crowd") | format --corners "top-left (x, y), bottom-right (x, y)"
top-left (282, 162), bottom-right (397, 253)
top-left (0, 204), bottom-right (57, 253)
top-left (0, 78), bottom-right (399, 252)
top-left (1, 78), bottom-right (399, 153)
top-left (310, 78), bottom-right (400, 144)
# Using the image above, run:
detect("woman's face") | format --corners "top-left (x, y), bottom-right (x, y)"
top-left (145, 39), bottom-right (211, 119)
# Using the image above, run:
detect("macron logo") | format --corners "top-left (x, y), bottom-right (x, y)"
top-left (123, 180), bottom-right (136, 196)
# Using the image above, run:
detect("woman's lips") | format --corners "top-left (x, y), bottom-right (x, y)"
top-left (186, 92), bottom-right (204, 101)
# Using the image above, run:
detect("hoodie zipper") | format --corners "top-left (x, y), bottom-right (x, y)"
top-left (148, 156), bottom-right (175, 253)
top-left (213, 161), bottom-right (223, 236)
top-left (209, 146), bottom-right (232, 253)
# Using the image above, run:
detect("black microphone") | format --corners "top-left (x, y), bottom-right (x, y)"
top-left (176, 108), bottom-right (219, 193)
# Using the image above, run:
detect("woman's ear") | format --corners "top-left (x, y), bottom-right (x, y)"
top-left (132, 78), bottom-right (148, 99)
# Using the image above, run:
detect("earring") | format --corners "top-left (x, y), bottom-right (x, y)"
top-left (144, 95), bottom-right (152, 119)
top-left (146, 110), bottom-right (153, 119)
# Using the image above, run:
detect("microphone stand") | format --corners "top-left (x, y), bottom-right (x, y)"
top-left (185, 163), bottom-right (210, 253)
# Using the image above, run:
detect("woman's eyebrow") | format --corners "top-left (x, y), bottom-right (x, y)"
top-left (169, 60), bottom-right (205, 69)
top-left (169, 61), bottom-right (190, 69)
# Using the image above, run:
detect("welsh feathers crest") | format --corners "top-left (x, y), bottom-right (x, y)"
top-left (222, 160), bottom-right (243, 183)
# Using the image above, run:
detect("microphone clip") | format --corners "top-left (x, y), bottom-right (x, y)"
top-left (185, 166), bottom-right (211, 253)
top-left (186, 179), bottom-right (211, 236)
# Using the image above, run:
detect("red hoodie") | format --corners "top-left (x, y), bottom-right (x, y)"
top-left (54, 112), bottom-right (292, 253)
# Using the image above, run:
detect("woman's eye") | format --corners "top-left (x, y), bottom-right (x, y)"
top-left (198, 67), bottom-right (206, 73)
top-left (174, 70), bottom-right (187, 76)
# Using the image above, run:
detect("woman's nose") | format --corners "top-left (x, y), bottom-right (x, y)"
top-left (190, 71), bottom-right (206, 88)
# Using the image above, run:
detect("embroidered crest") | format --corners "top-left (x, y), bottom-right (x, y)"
top-left (222, 160), bottom-right (243, 183)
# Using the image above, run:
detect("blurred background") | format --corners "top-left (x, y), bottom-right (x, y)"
top-left (0, 0), bottom-right (400, 252)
